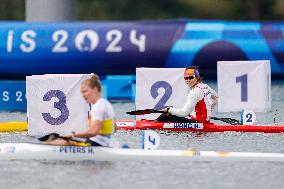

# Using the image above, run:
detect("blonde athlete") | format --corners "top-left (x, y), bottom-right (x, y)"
top-left (158, 66), bottom-right (218, 124)
top-left (48, 74), bottom-right (115, 146)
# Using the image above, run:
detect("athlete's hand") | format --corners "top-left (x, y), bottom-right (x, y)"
top-left (161, 107), bottom-right (171, 115)
top-left (160, 108), bottom-right (168, 114)
top-left (211, 96), bottom-right (218, 112)
top-left (63, 134), bottom-right (73, 138)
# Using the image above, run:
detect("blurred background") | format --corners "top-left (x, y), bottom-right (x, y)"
top-left (0, 0), bottom-right (283, 111)
top-left (1, 0), bottom-right (284, 20)
top-left (0, 2), bottom-right (284, 189)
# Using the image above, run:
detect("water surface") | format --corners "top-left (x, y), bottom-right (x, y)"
top-left (0, 81), bottom-right (284, 189)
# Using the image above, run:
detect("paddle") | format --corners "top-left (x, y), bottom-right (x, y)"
top-left (126, 109), bottom-right (164, 115)
top-left (127, 109), bottom-right (241, 125)
top-left (38, 133), bottom-right (88, 144)
top-left (210, 117), bottom-right (241, 125)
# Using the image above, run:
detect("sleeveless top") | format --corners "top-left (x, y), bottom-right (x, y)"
top-left (88, 98), bottom-right (115, 146)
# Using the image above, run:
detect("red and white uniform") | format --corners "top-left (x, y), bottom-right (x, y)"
top-left (168, 82), bottom-right (217, 123)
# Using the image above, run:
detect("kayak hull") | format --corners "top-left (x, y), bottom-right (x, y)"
top-left (0, 143), bottom-right (284, 162)
top-left (115, 120), bottom-right (284, 133)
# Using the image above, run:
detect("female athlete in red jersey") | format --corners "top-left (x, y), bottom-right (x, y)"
top-left (157, 66), bottom-right (218, 123)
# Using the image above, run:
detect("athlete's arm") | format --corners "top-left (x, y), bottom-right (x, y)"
top-left (168, 88), bottom-right (203, 117)
top-left (67, 101), bottom-right (106, 138)
top-left (208, 86), bottom-right (218, 98)
top-left (208, 86), bottom-right (218, 112)
top-left (71, 119), bottom-right (103, 138)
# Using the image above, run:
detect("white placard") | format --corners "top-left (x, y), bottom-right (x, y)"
top-left (142, 130), bottom-right (160, 150)
top-left (217, 60), bottom-right (271, 112)
top-left (241, 110), bottom-right (256, 125)
top-left (136, 68), bottom-right (188, 120)
top-left (27, 74), bottom-right (92, 136)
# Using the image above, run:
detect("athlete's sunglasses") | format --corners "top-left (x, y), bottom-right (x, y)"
top-left (184, 76), bottom-right (195, 80)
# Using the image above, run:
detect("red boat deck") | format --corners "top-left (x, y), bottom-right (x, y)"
top-left (115, 120), bottom-right (284, 133)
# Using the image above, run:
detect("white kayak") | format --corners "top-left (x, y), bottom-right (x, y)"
top-left (1, 143), bottom-right (284, 162)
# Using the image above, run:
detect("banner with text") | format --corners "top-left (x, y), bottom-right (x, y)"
top-left (0, 21), bottom-right (284, 77)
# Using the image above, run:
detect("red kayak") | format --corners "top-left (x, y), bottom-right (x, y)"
top-left (115, 120), bottom-right (284, 133)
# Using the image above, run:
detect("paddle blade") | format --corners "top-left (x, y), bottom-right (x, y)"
top-left (221, 118), bottom-right (241, 125)
top-left (126, 110), bottom-right (149, 115)
top-left (38, 133), bottom-right (60, 141)
top-left (38, 133), bottom-right (90, 146)
top-left (126, 109), bottom-right (163, 115)
top-left (211, 117), bottom-right (241, 125)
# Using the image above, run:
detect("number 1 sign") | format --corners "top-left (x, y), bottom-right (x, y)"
top-left (217, 60), bottom-right (271, 112)
top-left (136, 68), bottom-right (189, 120)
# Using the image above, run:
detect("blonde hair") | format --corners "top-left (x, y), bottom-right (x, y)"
top-left (82, 74), bottom-right (101, 92)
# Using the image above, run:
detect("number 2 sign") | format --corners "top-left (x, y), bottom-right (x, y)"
top-left (217, 60), bottom-right (271, 112)
top-left (150, 81), bottom-right (172, 110)
top-left (136, 68), bottom-right (189, 120)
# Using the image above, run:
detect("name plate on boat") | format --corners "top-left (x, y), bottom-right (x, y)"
top-left (217, 60), bottom-right (271, 112)
top-left (115, 121), bottom-right (136, 127)
top-left (163, 122), bottom-right (203, 129)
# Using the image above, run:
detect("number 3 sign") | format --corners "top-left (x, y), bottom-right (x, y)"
top-left (136, 68), bottom-right (189, 120)
top-left (26, 74), bottom-right (92, 136)
top-left (217, 60), bottom-right (271, 112)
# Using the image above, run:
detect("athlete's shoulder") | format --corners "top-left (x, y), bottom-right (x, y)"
top-left (189, 84), bottom-right (204, 95)
top-left (97, 98), bottom-right (111, 103)
top-left (197, 82), bottom-right (209, 88)
top-left (92, 98), bottom-right (107, 108)
top-left (192, 82), bottom-right (207, 90)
